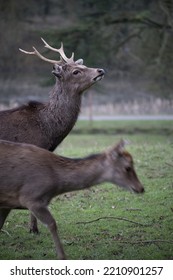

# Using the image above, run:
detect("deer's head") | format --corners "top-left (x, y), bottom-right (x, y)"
top-left (19, 38), bottom-right (105, 94)
top-left (105, 140), bottom-right (144, 193)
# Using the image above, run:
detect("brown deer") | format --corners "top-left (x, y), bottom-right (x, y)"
top-left (0, 139), bottom-right (144, 259)
top-left (0, 38), bottom-right (105, 234)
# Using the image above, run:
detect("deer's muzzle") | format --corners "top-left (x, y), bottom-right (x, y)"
top-left (131, 185), bottom-right (145, 193)
top-left (93, 69), bottom-right (105, 82)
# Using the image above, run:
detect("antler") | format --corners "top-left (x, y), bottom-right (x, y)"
top-left (19, 38), bottom-right (75, 64)
top-left (19, 47), bottom-right (59, 64)
top-left (41, 38), bottom-right (74, 63)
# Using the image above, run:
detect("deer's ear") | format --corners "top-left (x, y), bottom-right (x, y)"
top-left (52, 65), bottom-right (63, 78)
top-left (75, 59), bottom-right (83, 65)
top-left (115, 139), bottom-right (126, 154)
top-left (109, 139), bottom-right (126, 159)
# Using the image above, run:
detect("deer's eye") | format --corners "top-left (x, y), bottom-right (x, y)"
top-left (73, 70), bottom-right (80, 75)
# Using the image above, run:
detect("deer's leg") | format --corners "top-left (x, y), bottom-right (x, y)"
top-left (29, 213), bottom-right (39, 234)
top-left (29, 204), bottom-right (66, 260)
top-left (0, 209), bottom-right (11, 230)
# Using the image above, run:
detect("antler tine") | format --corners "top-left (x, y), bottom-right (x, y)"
top-left (19, 47), bottom-right (59, 64)
top-left (32, 47), bottom-right (59, 64)
top-left (41, 38), bottom-right (74, 63)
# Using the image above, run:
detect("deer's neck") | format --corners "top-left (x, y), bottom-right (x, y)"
top-left (40, 82), bottom-right (81, 149)
top-left (48, 82), bottom-right (81, 120)
top-left (54, 153), bottom-right (107, 194)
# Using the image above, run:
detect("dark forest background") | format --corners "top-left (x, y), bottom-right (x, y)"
top-left (0, 0), bottom-right (173, 114)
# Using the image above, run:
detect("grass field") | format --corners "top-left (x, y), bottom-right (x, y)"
top-left (0, 120), bottom-right (173, 260)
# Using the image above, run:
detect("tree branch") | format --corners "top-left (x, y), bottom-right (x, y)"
top-left (0, 229), bottom-right (11, 237)
top-left (115, 239), bottom-right (173, 244)
top-left (165, 162), bottom-right (173, 167)
top-left (115, 29), bottom-right (144, 51)
top-left (105, 16), bottom-right (173, 32)
top-left (76, 216), bottom-right (149, 226)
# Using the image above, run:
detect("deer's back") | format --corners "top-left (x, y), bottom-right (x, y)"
top-left (0, 100), bottom-right (79, 151)
top-left (0, 102), bottom-right (54, 149)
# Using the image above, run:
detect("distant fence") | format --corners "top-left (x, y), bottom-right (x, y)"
top-left (81, 98), bottom-right (173, 116)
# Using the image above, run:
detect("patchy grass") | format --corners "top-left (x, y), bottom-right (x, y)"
top-left (0, 120), bottom-right (173, 260)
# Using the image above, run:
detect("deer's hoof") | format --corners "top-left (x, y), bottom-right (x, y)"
top-left (29, 227), bottom-right (40, 235)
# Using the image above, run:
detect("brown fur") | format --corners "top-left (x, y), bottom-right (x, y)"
top-left (0, 139), bottom-right (144, 259)
top-left (0, 62), bottom-right (105, 233)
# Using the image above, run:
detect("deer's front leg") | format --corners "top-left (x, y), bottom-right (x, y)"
top-left (29, 213), bottom-right (39, 234)
top-left (29, 204), bottom-right (66, 259)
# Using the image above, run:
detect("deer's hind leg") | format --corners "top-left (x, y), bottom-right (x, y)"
top-left (0, 209), bottom-right (11, 230)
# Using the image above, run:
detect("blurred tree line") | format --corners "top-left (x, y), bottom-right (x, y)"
top-left (0, 0), bottom-right (173, 97)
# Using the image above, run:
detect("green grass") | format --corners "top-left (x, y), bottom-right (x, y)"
top-left (0, 120), bottom-right (173, 260)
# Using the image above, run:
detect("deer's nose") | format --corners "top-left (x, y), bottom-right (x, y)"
top-left (97, 69), bottom-right (105, 75)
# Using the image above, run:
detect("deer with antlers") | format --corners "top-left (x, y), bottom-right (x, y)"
top-left (0, 38), bottom-right (105, 234)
